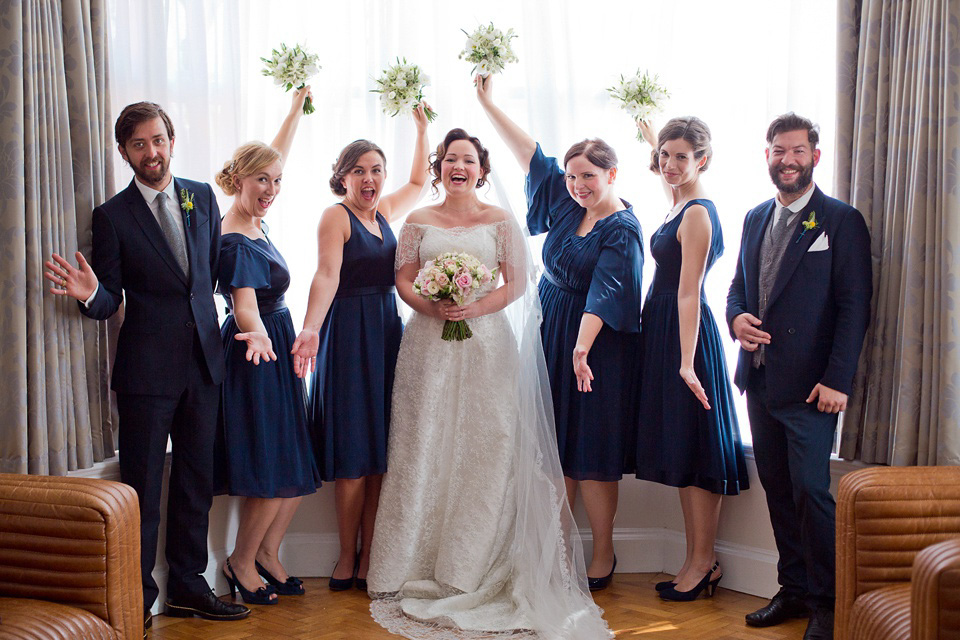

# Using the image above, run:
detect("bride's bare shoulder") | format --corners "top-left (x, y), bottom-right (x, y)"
top-left (404, 206), bottom-right (442, 225)
top-left (479, 203), bottom-right (511, 224)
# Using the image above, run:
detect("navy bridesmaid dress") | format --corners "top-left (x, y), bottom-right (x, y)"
top-left (309, 203), bottom-right (403, 481)
top-left (525, 144), bottom-right (644, 481)
top-left (636, 199), bottom-right (748, 495)
top-left (217, 233), bottom-right (320, 498)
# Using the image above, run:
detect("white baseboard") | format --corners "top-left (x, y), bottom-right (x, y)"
top-left (199, 526), bottom-right (781, 603)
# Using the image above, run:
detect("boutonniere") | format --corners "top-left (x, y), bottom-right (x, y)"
top-left (795, 211), bottom-right (819, 243)
top-left (179, 188), bottom-right (195, 227)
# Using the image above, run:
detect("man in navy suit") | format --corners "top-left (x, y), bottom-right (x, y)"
top-left (46, 102), bottom-right (249, 628)
top-left (726, 113), bottom-right (872, 640)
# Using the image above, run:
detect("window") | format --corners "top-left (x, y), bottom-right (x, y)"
top-left (107, 0), bottom-right (837, 443)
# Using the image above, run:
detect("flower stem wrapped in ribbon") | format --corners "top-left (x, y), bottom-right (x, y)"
top-left (413, 252), bottom-right (497, 341)
top-left (459, 22), bottom-right (519, 77)
top-left (371, 58), bottom-right (438, 122)
top-left (608, 69), bottom-right (670, 139)
top-left (261, 43), bottom-right (321, 114)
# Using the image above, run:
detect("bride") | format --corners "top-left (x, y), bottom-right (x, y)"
top-left (367, 128), bottom-right (611, 639)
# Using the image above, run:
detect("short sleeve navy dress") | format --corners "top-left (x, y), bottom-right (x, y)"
top-left (309, 203), bottom-right (403, 481)
top-left (636, 199), bottom-right (748, 495)
top-left (526, 144), bottom-right (644, 481)
top-left (217, 233), bottom-right (320, 498)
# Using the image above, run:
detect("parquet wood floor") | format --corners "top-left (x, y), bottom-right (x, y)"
top-left (150, 574), bottom-right (809, 639)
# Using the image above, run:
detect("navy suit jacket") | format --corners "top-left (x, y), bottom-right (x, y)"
top-left (726, 185), bottom-right (872, 406)
top-left (80, 178), bottom-right (224, 395)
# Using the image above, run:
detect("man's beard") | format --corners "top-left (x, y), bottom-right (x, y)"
top-left (131, 156), bottom-right (169, 187)
top-left (769, 159), bottom-right (814, 194)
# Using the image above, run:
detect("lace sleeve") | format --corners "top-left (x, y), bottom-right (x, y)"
top-left (395, 223), bottom-right (423, 271)
top-left (495, 218), bottom-right (529, 274)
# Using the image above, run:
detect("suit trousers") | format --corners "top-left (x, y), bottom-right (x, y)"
top-left (746, 366), bottom-right (837, 610)
top-left (116, 332), bottom-right (220, 610)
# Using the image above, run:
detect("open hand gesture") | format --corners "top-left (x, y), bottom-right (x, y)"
top-left (290, 329), bottom-right (319, 378)
top-left (573, 345), bottom-right (594, 393)
top-left (44, 252), bottom-right (98, 301)
top-left (234, 331), bottom-right (276, 365)
top-left (679, 365), bottom-right (711, 410)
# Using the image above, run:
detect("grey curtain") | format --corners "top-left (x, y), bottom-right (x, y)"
top-left (837, 0), bottom-right (960, 465)
top-left (0, 0), bottom-right (115, 474)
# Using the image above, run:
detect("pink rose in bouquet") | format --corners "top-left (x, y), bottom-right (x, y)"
top-left (413, 251), bottom-right (498, 341)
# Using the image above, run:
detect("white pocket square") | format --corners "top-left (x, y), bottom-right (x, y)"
top-left (807, 233), bottom-right (829, 252)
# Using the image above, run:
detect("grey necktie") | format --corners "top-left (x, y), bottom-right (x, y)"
top-left (770, 205), bottom-right (793, 243)
top-left (156, 192), bottom-right (189, 277)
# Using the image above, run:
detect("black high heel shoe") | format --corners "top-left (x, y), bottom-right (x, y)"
top-left (328, 559), bottom-right (356, 591)
top-left (655, 579), bottom-right (676, 592)
top-left (223, 558), bottom-right (278, 605)
top-left (255, 560), bottom-right (305, 596)
top-left (588, 555), bottom-right (617, 592)
top-left (659, 562), bottom-right (721, 602)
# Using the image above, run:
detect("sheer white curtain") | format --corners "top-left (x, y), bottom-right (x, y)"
top-left (107, 0), bottom-right (836, 443)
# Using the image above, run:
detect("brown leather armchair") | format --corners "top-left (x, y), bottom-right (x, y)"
top-left (836, 466), bottom-right (960, 640)
top-left (0, 473), bottom-right (142, 639)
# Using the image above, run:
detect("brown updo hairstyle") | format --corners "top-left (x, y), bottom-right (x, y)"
top-left (329, 140), bottom-right (387, 196)
top-left (650, 117), bottom-right (713, 174)
top-left (563, 139), bottom-right (618, 171)
top-left (215, 142), bottom-right (281, 196)
top-left (429, 128), bottom-right (491, 195)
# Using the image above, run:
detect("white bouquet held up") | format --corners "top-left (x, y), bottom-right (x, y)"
top-left (261, 43), bottom-right (321, 114)
top-left (608, 69), bottom-right (670, 139)
top-left (459, 23), bottom-right (518, 77)
top-left (413, 252), bottom-right (497, 341)
top-left (371, 58), bottom-right (438, 122)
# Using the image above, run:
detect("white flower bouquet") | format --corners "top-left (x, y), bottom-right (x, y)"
top-left (459, 22), bottom-right (518, 77)
top-left (608, 69), bottom-right (670, 139)
top-left (371, 58), bottom-right (437, 122)
top-left (414, 252), bottom-right (497, 341)
top-left (261, 43), bottom-right (321, 114)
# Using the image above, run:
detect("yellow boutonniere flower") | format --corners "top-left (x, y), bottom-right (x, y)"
top-left (179, 188), bottom-right (195, 227)
top-left (796, 211), bottom-right (820, 243)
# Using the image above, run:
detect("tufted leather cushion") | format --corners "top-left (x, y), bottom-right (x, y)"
top-left (0, 597), bottom-right (117, 639)
top-left (0, 473), bottom-right (141, 640)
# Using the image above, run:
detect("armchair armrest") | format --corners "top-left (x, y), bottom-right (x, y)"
top-left (0, 473), bottom-right (142, 639)
top-left (912, 537), bottom-right (960, 640)
top-left (836, 466), bottom-right (960, 637)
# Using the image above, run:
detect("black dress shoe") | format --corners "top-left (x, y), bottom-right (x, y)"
top-left (588, 555), bottom-right (617, 592)
top-left (165, 589), bottom-right (251, 621)
top-left (745, 589), bottom-right (808, 627)
top-left (802, 608), bottom-right (834, 640)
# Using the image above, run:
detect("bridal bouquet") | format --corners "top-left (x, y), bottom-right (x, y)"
top-left (371, 58), bottom-right (438, 122)
top-left (459, 22), bottom-right (518, 77)
top-left (414, 252), bottom-right (497, 341)
top-left (260, 42), bottom-right (321, 114)
top-left (608, 69), bottom-right (670, 139)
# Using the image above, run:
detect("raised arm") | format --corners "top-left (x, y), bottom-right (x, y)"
top-left (271, 86), bottom-right (311, 166)
top-left (290, 205), bottom-right (350, 377)
top-left (475, 74), bottom-right (536, 173)
top-left (379, 103), bottom-right (431, 223)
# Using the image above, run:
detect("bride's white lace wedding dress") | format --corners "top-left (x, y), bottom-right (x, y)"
top-left (368, 220), bottom-right (611, 640)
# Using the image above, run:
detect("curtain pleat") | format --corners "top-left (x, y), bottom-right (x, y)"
top-left (837, 0), bottom-right (960, 465)
top-left (0, 0), bottom-right (113, 475)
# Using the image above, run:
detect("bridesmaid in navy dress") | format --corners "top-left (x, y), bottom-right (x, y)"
top-left (290, 104), bottom-right (430, 591)
top-left (477, 75), bottom-right (643, 590)
top-left (635, 117), bottom-right (748, 601)
top-left (215, 88), bottom-right (320, 604)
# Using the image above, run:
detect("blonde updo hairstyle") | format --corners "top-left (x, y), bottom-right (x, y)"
top-left (650, 117), bottom-right (712, 174)
top-left (216, 142), bottom-right (282, 196)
